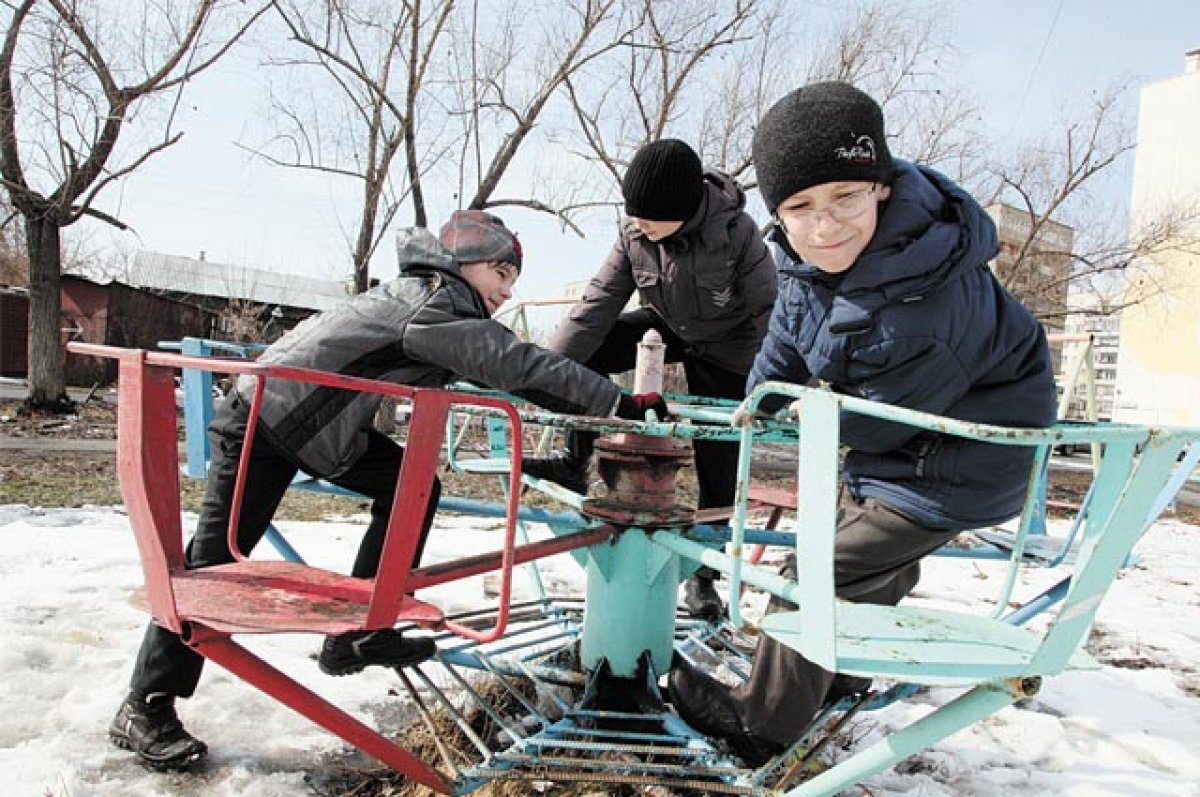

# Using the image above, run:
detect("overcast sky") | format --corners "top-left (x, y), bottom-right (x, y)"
top-left (85, 0), bottom-right (1200, 309)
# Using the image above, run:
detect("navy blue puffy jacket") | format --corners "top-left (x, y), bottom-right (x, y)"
top-left (748, 161), bottom-right (1057, 529)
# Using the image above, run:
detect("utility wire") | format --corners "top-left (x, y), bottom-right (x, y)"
top-left (1007, 0), bottom-right (1067, 137)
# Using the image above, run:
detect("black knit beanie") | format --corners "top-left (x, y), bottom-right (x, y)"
top-left (438, 210), bottom-right (523, 271)
top-left (752, 82), bottom-right (893, 213)
top-left (621, 139), bottom-right (704, 222)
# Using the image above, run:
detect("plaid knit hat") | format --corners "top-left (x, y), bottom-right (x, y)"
top-left (621, 139), bottom-right (704, 222)
top-left (752, 82), bottom-right (893, 213)
top-left (438, 210), bottom-right (523, 271)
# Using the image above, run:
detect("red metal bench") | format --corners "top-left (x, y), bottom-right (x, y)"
top-left (73, 343), bottom-right (539, 792)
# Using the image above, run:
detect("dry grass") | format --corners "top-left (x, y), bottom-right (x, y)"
top-left (316, 673), bottom-right (654, 797)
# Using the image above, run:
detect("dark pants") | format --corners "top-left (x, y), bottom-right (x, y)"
top-left (573, 307), bottom-right (745, 510)
top-left (129, 394), bottom-right (440, 699)
top-left (733, 499), bottom-right (959, 747)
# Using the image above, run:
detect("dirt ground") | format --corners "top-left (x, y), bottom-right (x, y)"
top-left (0, 398), bottom-right (504, 515)
top-left (3, 396), bottom-right (1197, 526)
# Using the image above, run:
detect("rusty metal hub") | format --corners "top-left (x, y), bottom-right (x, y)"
top-left (582, 431), bottom-right (694, 527)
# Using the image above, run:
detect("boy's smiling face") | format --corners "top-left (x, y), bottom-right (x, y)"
top-left (460, 260), bottom-right (518, 316)
top-left (775, 181), bottom-right (889, 274)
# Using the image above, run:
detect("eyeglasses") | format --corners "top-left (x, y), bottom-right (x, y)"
top-left (777, 187), bottom-right (878, 231)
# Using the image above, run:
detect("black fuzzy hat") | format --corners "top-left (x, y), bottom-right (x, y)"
top-left (621, 139), bottom-right (704, 222)
top-left (752, 82), bottom-right (893, 213)
top-left (439, 210), bottom-right (523, 271)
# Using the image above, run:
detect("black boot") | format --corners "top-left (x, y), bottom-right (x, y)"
top-left (109, 692), bottom-right (208, 771)
top-left (318, 628), bottom-right (436, 676)
top-left (682, 567), bottom-right (725, 621)
top-left (668, 657), bottom-right (781, 766)
top-left (825, 673), bottom-right (872, 706)
top-left (522, 450), bottom-right (590, 494)
top-left (523, 430), bottom-right (594, 494)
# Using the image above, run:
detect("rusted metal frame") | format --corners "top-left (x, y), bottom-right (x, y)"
top-left (405, 525), bottom-right (615, 591)
top-left (511, 658), bottom-right (574, 716)
top-left (431, 656), bottom-right (531, 748)
top-left (393, 666), bottom-right (482, 779)
top-left (110, 347), bottom-right (186, 633)
top-left (537, 717), bottom-right (690, 747)
top-left (186, 624), bottom-right (452, 793)
top-left (77, 343), bottom-right (550, 647)
top-left (468, 767), bottom-right (765, 796)
top-left (218, 354), bottom-right (527, 640)
top-left (473, 653), bottom-right (554, 737)
top-left (400, 664), bottom-right (501, 768)
top-left (454, 625), bottom-right (584, 680)
top-left (439, 616), bottom-right (575, 656)
top-left (430, 597), bottom-right (583, 659)
top-left (496, 741), bottom-right (720, 767)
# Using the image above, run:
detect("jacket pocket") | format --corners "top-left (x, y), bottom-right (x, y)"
top-left (632, 264), bottom-right (659, 288)
top-left (694, 263), bottom-right (739, 319)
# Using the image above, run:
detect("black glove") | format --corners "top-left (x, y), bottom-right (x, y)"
top-left (615, 392), bottom-right (672, 422)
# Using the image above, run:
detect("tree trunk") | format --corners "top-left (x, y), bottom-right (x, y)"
top-left (24, 216), bottom-right (71, 411)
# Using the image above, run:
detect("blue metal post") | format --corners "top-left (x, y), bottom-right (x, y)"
top-left (580, 528), bottom-right (680, 678)
top-left (179, 337), bottom-right (214, 479)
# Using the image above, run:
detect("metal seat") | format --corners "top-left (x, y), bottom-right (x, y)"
top-left (72, 342), bottom-right (531, 794)
top-left (724, 383), bottom-right (1199, 795)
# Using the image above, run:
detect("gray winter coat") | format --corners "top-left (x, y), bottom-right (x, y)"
top-left (236, 228), bottom-right (622, 478)
top-left (550, 170), bottom-right (776, 375)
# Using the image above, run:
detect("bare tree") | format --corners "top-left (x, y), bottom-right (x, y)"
top-left (447, 0), bottom-right (633, 228)
top-left (251, 0), bottom-right (456, 294)
top-left (798, 1), bottom-right (984, 186)
top-left (0, 0), bottom-right (269, 410)
top-left (560, 0), bottom-right (979, 209)
top-left (563, 0), bottom-right (764, 191)
top-left (983, 82), bottom-right (1200, 324)
top-left (0, 191), bottom-right (27, 286)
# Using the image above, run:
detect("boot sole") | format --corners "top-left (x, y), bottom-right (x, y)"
top-left (318, 646), bottom-right (436, 677)
top-left (109, 730), bottom-right (207, 771)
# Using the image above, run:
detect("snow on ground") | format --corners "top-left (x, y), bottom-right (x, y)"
top-left (1, 503), bottom-right (1198, 796)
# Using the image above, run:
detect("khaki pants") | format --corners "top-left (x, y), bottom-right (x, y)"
top-left (734, 498), bottom-right (959, 747)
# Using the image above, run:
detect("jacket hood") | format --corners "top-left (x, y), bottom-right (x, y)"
top-left (395, 227), bottom-right (466, 278)
top-left (393, 226), bottom-right (488, 316)
top-left (773, 160), bottom-right (999, 331)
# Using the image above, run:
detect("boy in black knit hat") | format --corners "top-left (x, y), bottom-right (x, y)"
top-left (667, 82), bottom-right (1057, 764)
top-left (526, 138), bottom-right (778, 620)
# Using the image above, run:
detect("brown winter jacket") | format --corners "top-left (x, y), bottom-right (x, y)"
top-left (549, 170), bottom-right (777, 376)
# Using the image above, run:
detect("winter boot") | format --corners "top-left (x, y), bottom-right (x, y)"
top-left (825, 673), bottom-right (873, 706)
top-left (523, 430), bottom-right (595, 494)
top-left (318, 628), bottom-right (436, 676)
top-left (682, 567), bottom-right (725, 621)
top-left (668, 656), bottom-right (782, 766)
top-left (109, 692), bottom-right (208, 771)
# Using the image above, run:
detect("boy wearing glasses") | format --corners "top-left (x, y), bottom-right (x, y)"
top-left (668, 82), bottom-right (1057, 763)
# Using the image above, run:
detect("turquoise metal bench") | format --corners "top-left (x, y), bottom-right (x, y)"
top-left (706, 382), bottom-right (1199, 794)
top-left (134, 339), bottom-right (1199, 793)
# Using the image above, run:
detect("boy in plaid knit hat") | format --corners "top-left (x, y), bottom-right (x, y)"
top-left (110, 209), bottom-right (668, 772)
